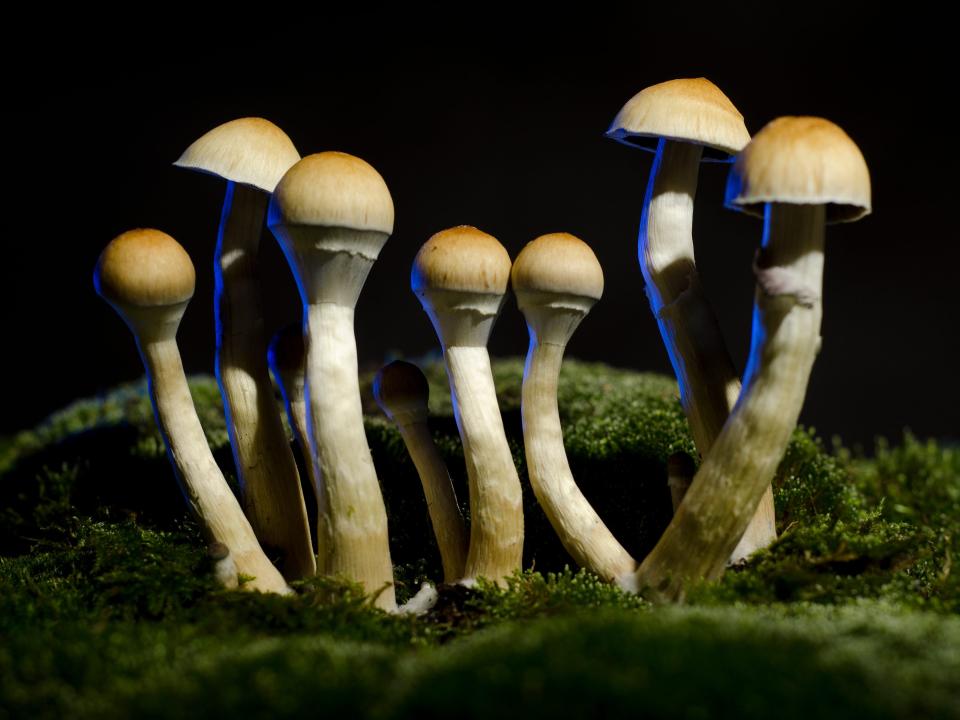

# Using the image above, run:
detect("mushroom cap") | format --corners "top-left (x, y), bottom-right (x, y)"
top-left (268, 152), bottom-right (395, 233)
top-left (94, 229), bottom-right (196, 307)
top-left (411, 226), bottom-right (511, 295)
top-left (725, 116), bottom-right (871, 223)
top-left (511, 233), bottom-right (604, 301)
top-left (373, 360), bottom-right (430, 414)
top-left (606, 77), bottom-right (751, 157)
top-left (174, 117), bottom-right (300, 192)
top-left (267, 324), bottom-right (304, 374)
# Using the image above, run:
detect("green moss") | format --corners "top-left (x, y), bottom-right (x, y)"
top-left (2, 359), bottom-right (959, 717)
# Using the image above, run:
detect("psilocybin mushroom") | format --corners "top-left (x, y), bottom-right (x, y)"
top-left (268, 152), bottom-right (397, 610)
top-left (634, 116), bottom-right (871, 602)
top-left (512, 233), bottom-right (636, 586)
top-left (412, 226), bottom-right (523, 585)
top-left (374, 361), bottom-right (469, 583)
top-left (607, 78), bottom-right (777, 561)
top-left (175, 118), bottom-right (314, 580)
top-left (94, 229), bottom-right (289, 594)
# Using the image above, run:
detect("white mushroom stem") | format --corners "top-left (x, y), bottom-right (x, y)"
top-left (418, 290), bottom-right (524, 584)
top-left (215, 181), bottom-right (314, 579)
top-left (635, 203), bottom-right (825, 601)
top-left (641, 137), bottom-right (776, 560)
top-left (389, 405), bottom-right (468, 583)
top-left (448, 345), bottom-right (524, 582)
top-left (519, 294), bottom-right (637, 585)
top-left (134, 314), bottom-right (290, 594)
top-left (275, 226), bottom-right (396, 610)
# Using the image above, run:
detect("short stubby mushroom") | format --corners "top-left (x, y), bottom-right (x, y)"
top-left (412, 226), bottom-right (524, 585)
top-left (607, 77), bottom-right (776, 561)
top-left (94, 229), bottom-right (289, 594)
top-left (374, 360), bottom-right (469, 583)
top-left (512, 233), bottom-right (637, 586)
top-left (175, 118), bottom-right (314, 580)
top-left (634, 116), bottom-right (871, 602)
top-left (268, 152), bottom-right (397, 609)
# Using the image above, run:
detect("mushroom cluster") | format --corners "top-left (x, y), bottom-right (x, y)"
top-left (95, 89), bottom-right (869, 607)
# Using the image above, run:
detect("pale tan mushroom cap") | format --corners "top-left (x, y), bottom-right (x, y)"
top-left (374, 360), bottom-right (430, 414)
top-left (95, 229), bottom-right (196, 307)
top-left (268, 152), bottom-right (395, 233)
top-left (725, 116), bottom-right (871, 223)
top-left (606, 77), bottom-right (751, 157)
top-left (174, 117), bottom-right (300, 192)
top-left (511, 233), bottom-right (604, 301)
top-left (412, 226), bottom-right (511, 295)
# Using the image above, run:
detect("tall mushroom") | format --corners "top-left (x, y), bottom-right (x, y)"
top-left (513, 233), bottom-right (637, 586)
top-left (634, 117), bottom-right (871, 601)
top-left (175, 118), bottom-right (314, 579)
top-left (607, 78), bottom-right (776, 560)
top-left (268, 151), bottom-right (397, 609)
top-left (412, 226), bottom-right (523, 585)
top-left (374, 360), bottom-right (469, 583)
top-left (94, 228), bottom-right (289, 594)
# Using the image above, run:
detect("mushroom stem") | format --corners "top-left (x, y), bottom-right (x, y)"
top-left (395, 418), bottom-right (468, 582)
top-left (215, 181), bottom-right (315, 579)
top-left (268, 326), bottom-right (325, 565)
top-left (521, 321), bottom-right (637, 585)
top-left (635, 203), bottom-right (824, 601)
top-left (303, 299), bottom-right (393, 605)
top-left (445, 344), bottom-right (524, 582)
top-left (641, 137), bottom-right (776, 560)
top-left (374, 361), bottom-right (468, 583)
top-left (138, 330), bottom-right (290, 594)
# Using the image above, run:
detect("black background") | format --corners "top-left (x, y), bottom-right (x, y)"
top-left (5, 10), bottom-right (958, 445)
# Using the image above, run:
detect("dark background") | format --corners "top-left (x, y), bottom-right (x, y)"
top-left (5, 11), bottom-right (958, 446)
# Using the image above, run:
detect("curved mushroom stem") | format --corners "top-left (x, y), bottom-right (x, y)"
top-left (641, 138), bottom-right (776, 561)
top-left (268, 328), bottom-right (326, 566)
top-left (635, 203), bottom-right (825, 602)
top-left (445, 344), bottom-right (524, 583)
top-left (388, 405), bottom-right (468, 583)
top-left (215, 181), bottom-right (314, 579)
top-left (520, 296), bottom-right (637, 586)
top-left (135, 317), bottom-right (290, 594)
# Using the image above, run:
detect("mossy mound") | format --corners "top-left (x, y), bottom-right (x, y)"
top-left (2, 359), bottom-right (958, 718)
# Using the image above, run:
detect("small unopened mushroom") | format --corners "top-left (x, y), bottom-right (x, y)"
top-left (607, 78), bottom-right (776, 561)
top-left (94, 229), bottom-right (289, 594)
top-left (175, 118), bottom-right (314, 579)
top-left (268, 152), bottom-right (397, 610)
top-left (267, 324), bottom-right (325, 561)
top-left (512, 233), bottom-right (636, 586)
top-left (634, 117), bottom-right (871, 601)
top-left (412, 226), bottom-right (524, 585)
top-left (374, 360), bottom-right (469, 583)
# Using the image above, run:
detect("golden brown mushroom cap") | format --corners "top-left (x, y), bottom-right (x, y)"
top-left (725, 116), bottom-right (871, 223)
top-left (174, 117), bottom-right (300, 192)
top-left (268, 152), bottom-right (395, 233)
top-left (511, 233), bottom-right (604, 301)
top-left (606, 77), bottom-right (751, 157)
top-left (94, 229), bottom-right (196, 307)
top-left (411, 226), bottom-right (511, 295)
